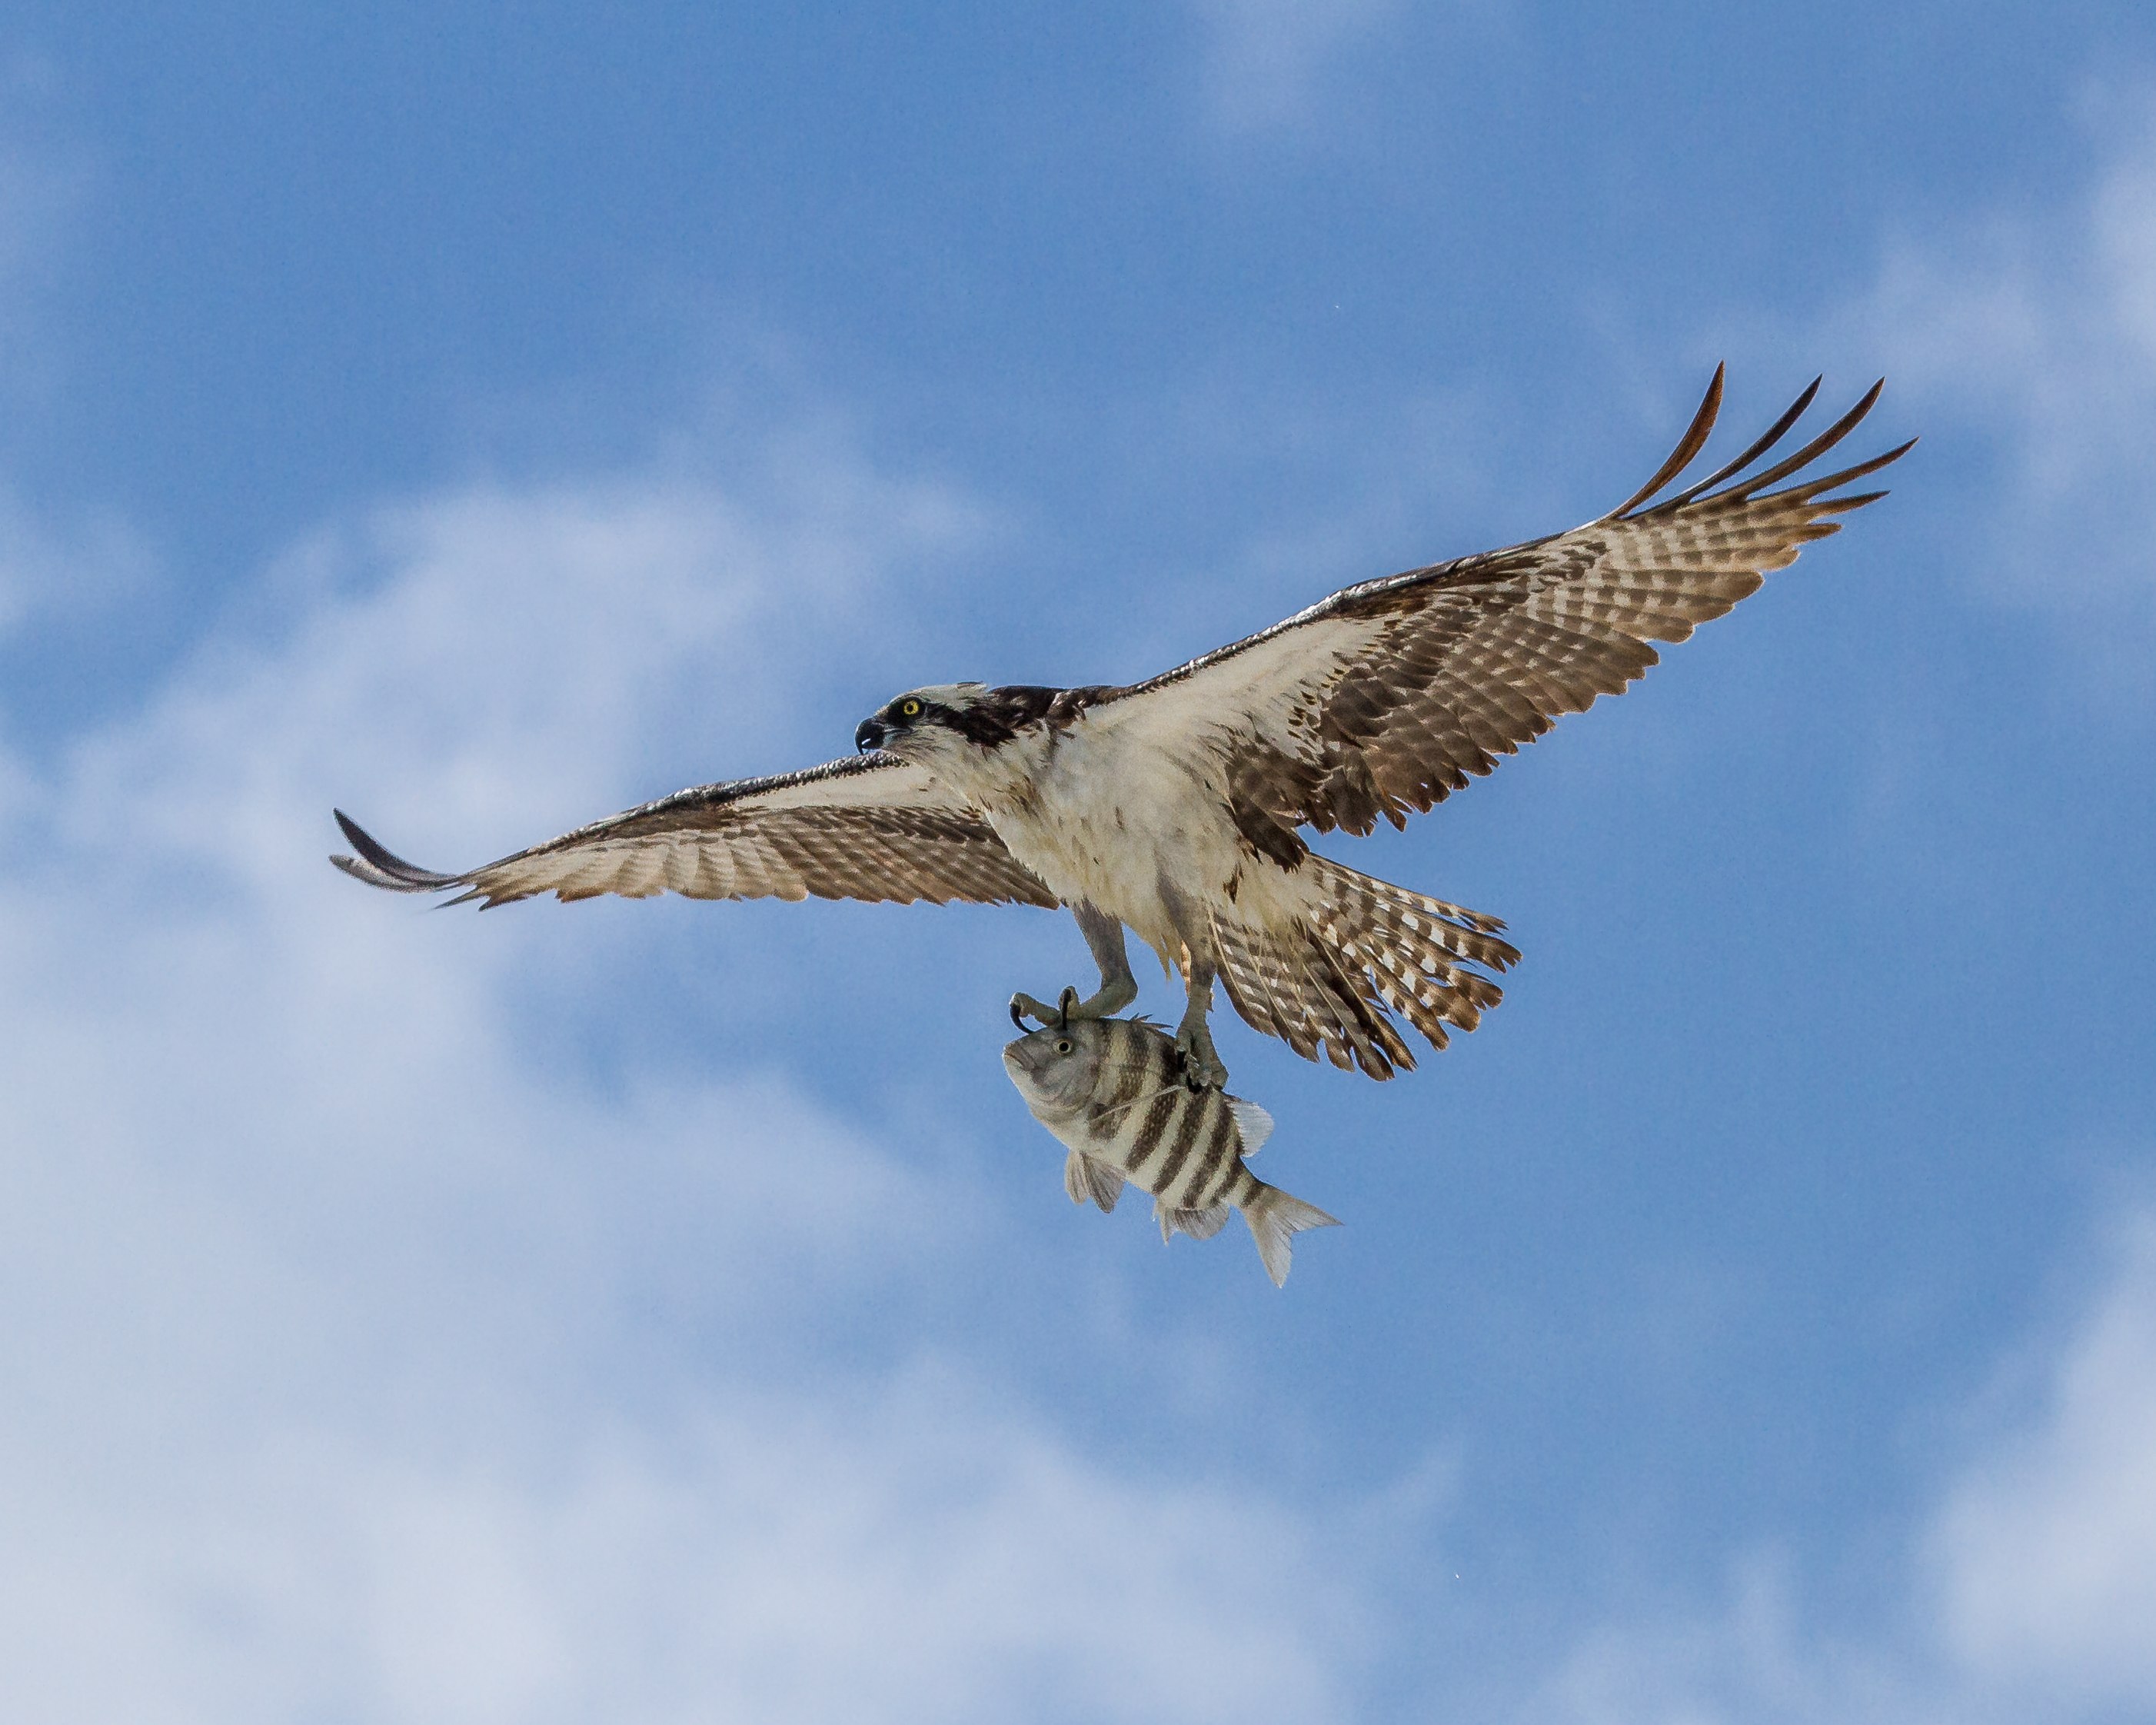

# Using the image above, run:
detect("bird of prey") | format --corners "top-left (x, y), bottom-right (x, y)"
top-left (333, 368), bottom-right (1908, 1088)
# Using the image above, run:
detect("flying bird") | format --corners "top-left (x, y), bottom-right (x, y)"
top-left (333, 368), bottom-right (1910, 1087)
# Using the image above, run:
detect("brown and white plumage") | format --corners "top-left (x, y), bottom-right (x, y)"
top-left (332, 752), bottom-right (1058, 911)
top-left (332, 368), bottom-right (1909, 1087)
top-left (1083, 369), bottom-right (1908, 843)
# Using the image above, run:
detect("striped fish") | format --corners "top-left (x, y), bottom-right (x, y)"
top-left (1002, 1016), bottom-right (1339, 1286)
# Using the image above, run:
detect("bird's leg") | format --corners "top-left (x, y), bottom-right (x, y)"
top-left (1173, 961), bottom-right (1229, 1091)
top-left (1010, 904), bottom-right (1138, 1029)
top-left (1070, 905), bottom-right (1139, 1017)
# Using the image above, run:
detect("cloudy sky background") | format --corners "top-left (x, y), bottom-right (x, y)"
top-left (2, 5), bottom-right (2153, 1720)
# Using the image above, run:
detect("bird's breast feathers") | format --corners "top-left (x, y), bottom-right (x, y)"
top-left (952, 718), bottom-right (1268, 944)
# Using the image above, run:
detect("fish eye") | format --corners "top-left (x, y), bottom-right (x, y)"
top-left (1054, 1038), bottom-right (1073, 1055)
top-left (899, 698), bottom-right (923, 718)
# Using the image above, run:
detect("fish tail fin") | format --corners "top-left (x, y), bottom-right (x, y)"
top-left (1239, 1179), bottom-right (1341, 1288)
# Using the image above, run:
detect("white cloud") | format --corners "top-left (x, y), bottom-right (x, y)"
top-left (0, 438), bottom-right (1362, 1722)
top-left (0, 483), bottom-right (155, 638)
top-left (1930, 1210), bottom-right (2156, 1707)
top-left (1516, 1204), bottom-right (2156, 1725)
top-left (1186, 0), bottom-right (1405, 133)
top-left (1522, 1563), bottom-right (1917, 1725)
top-left (2, 1377), bottom-right (1349, 1725)
top-left (1838, 85), bottom-right (2156, 660)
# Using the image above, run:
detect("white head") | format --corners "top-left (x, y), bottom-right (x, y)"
top-left (853, 682), bottom-right (1069, 772)
top-left (853, 684), bottom-right (991, 762)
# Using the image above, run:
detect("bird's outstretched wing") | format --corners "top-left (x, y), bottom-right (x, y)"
top-left (1089, 368), bottom-right (1913, 842)
top-left (331, 752), bottom-right (1060, 910)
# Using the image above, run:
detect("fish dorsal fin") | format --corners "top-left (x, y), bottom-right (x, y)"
top-left (1063, 1148), bottom-right (1123, 1213)
top-left (1228, 1097), bottom-right (1274, 1155)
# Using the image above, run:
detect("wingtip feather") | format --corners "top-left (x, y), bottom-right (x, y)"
top-left (1606, 365), bottom-right (1726, 519)
top-left (329, 809), bottom-right (464, 892)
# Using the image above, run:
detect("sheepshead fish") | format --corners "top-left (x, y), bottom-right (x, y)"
top-left (1002, 1014), bottom-right (1339, 1286)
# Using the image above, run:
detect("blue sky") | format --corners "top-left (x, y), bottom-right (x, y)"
top-left (2, 5), bottom-right (2154, 1720)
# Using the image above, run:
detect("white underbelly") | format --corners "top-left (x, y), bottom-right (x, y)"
top-left (980, 728), bottom-right (1278, 960)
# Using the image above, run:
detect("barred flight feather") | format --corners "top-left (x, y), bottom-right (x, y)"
top-left (331, 754), bottom-right (1059, 914)
top-left (334, 369), bottom-right (1905, 1093)
top-left (1093, 367), bottom-right (1911, 844)
top-left (1203, 858), bottom-right (1515, 1080)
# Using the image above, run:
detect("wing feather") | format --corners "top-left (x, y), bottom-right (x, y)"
top-left (1090, 371), bottom-right (1911, 835)
top-left (331, 752), bottom-right (1060, 911)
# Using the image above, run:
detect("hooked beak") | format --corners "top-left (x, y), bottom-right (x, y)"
top-left (854, 718), bottom-right (887, 754)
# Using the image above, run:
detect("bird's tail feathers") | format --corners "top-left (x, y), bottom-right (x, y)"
top-left (1210, 907), bottom-right (1415, 1077)
top-left (1208, 860), bottom-right (1516, 1080)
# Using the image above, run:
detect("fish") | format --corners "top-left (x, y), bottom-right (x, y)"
top-left (1002, 1013), bottom-right (1339, 1286)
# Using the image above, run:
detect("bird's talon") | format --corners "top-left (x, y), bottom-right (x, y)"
top-left (1173, 1026), bottom-right (1229, 1091)
top-left (1012, 985), bottom-right (1122, 1031)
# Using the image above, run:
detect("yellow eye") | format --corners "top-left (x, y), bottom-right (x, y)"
top-left (899, 698), bottom-right (922, 718)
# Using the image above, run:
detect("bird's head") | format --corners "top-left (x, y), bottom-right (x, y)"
top-left (853, 684), bottom-right (992, 761)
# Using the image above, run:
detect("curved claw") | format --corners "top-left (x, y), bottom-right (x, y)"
top-left (1009, 991), bottom-right (1062, 1031)
top-left (1010, 986), bottom-right (1109, 1032)
top-left (1174, 1023), bottom-right (1229, 1091)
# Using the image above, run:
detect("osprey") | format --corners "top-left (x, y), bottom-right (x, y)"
top-left (333, 369), bottom-right (1909, 1087)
